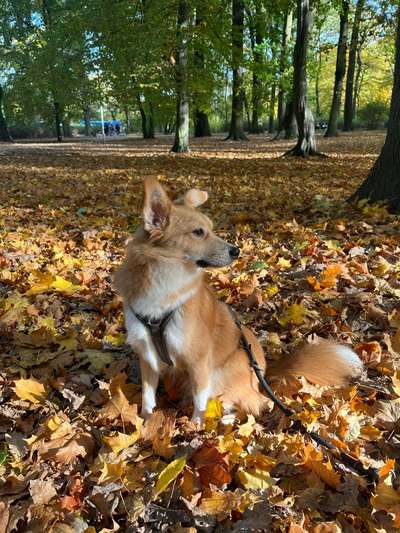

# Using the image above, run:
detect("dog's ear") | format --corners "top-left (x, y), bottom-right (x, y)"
top-left (143, 178), bottom-right (171, 232)
top-left (184, 189), bottom-right (208, 208)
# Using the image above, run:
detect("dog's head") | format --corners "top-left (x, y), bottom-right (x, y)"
top-left (141, 177), bottom-right (239, 268)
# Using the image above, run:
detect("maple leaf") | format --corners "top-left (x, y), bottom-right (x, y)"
top-left (237, 467), bottom-right (276, 490)
top-left (29, 479), bottom-right (57, 505)
top-left (98, 385), bottom-right (142, 428)
top-left (14, 377), bottom-right (47, 404)
top-left (303, 444), bottom-right (341, 489)
top-left (103, 431), bottom-right (141, 453)
top-left (192, 441), bottom-right (231, 487)
top-left (276, 302), bottom-right (308, 327)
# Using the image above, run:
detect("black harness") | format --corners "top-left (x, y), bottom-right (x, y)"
top-left (129, 304), bottom-right (176, 366)
top-left (129, 302), bottom-right (379, 483)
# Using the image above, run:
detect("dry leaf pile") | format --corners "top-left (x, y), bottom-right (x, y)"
top-left (0, 132), bottom-right (399, 532)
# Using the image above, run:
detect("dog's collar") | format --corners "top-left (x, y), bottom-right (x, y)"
top-left (129, 304), bottom-right (176, 366)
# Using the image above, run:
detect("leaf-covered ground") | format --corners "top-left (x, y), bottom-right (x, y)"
top-left (1, 132), bottom-right (399, 532)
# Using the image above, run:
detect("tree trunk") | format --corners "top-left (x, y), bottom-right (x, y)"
top-left (83, 107), bottom-right (91, 136)
top-left (286, 0), bottom-right (319, 156)
top-left (277, 10), bottom-right (293, 130)
top-left (248, 1), bottom-right (264, 133)
top-left (172, 0), bottom-right (190, 153)
top-left (351, 7), bottom-right (400, 211)
top-left (194, 110), bottom-right (211, 136)
top-left (62, 117), bottom-right (72, 138)
top-left (268, 82), bottom-right (276, 133)
top-left (315, 45), bottom-right (322, 117)
top-left (243, 90), bottom-right (251, 131)
top-left (0, 85), bottom-right (12, 142)
top-left (137, 96), bottom-right (148, 138)
top-left (343, 0), bottom-right (364, 131)
top-left (148, 101), bottom-right (155, 139)
top-left (54, 101), bottom-right (62, 142)
top-left (226, 0), bottom-right (247, 140)
top-left (124, 107), bottom-right (130, 133)
top-left (353, 46), bottom-right (363, 118)
top-left (193, 7), bottom-right (211, 137)
top-left (326, 0), bottom-right (350, 137)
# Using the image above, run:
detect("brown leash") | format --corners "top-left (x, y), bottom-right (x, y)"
top-left (232, 311), bottom-right (379, 483)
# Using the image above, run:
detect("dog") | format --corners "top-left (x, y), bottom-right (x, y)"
top-left (114, 178), bottom-right (363, 422)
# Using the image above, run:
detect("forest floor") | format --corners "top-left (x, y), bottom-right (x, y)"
top-left (1, 131), bottom-right (399, 532)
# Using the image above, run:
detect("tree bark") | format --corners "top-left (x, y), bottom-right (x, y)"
top-left (193, 7), bottom-right (211, 137)
top-left (351, 7), bottom-right (400, 211)
top-left (124, 107), bottom-right (130, 133)
top-left (54, 101), bottom-right (62, 142)
top-left (226, 0), bottom-right (247, 140)
top-left (343, 0), bottom-right (364, 131)
top-left (285, 0), bottom-right (319, 156)
top-left (148, 101), bottom-right (155, 139)
top-left (194, 110), bottom-right (211, 136)
top-left (0, 85), bottom-right (12, 142)
top-left (136, 96), bottom-right (148, 138)
top-left (268, 81), bottom-right (276, 133)
top-left (248, 1), bottom-right (264, 133)
top-left (277, 10), bottom-right (293, 130)
top-left (326, 0), bottom-right (350, 137)
top-left (83, 107), bottom-right (91, 136)
top-left (172, 0), bottom-right (190, 153)
top-left (353, 46), bottom-right (363, 118)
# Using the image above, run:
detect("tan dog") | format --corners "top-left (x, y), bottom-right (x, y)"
top-left (114, 178), bottom-right (362, 422)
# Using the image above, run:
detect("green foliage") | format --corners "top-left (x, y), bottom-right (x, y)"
top-left (358, 100), bottom-right (389, 128)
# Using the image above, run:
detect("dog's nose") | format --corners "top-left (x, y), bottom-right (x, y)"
top-left (229, 245), bottom-right (240, 258)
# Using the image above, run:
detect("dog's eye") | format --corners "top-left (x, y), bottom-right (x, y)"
top-left (192, 228), bottom-right (205, 237)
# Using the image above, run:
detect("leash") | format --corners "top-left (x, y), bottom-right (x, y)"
top-left (232, 313), bottom-right (379, 483)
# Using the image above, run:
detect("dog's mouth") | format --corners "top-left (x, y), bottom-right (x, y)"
top-left (196, 259), bottom-right (212, 268)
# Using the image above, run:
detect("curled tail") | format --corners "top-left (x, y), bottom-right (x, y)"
top-left (266, 341), bottom-right (363, 386)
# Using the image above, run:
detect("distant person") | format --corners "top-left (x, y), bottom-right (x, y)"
top-left (104, 123), bottom-right (109, 136)
top-left (115, 122), bottom-right (120, 135)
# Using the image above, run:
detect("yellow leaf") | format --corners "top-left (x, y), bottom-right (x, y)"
top-left (303, 444), bottom-right (341, 489)
top-left (103, 431), bottom-right (140, 453)
top-left (25, 272), bottom-right (81, 295)
top-left (360, 424), bottom-right (382, 441)
top-left (237, 415), bottom-right (256, 437)
top-left (98, 460), bottom-right (126, 483)
top-left (103, 333), bottom-right (126, 346)
top-left (14, 377), bottom-right (47, 404)
top-left (52, 275), bottom-right (81, 294)
top-left (237, 468), bottom-right (275, 490)
top-left (264, 285), bottom-right (279, 298)
top-left (297, 408), bottom-right (321, 430)
top-left (204, 398), bottom-right (223, 431)
top-left (154, 455), bottom-right (186, 496)
top-left (276, 302), bottom-right (308, 327)
top-left (277, 257), bottom-right (291, 269)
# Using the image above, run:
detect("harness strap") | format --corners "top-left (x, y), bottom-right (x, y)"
top-left (129, 305), bottom-right (175, 366)
top-left (231, 309), bottom-right (379, 483)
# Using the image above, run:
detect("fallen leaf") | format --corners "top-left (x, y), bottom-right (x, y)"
top-left (154, 455), bottom-right (187, 496)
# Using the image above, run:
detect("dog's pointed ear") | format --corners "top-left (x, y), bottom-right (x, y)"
top-left (184, 189), bottom-right (209, 208)
top-left (143, 178), bottom-right (171, 232)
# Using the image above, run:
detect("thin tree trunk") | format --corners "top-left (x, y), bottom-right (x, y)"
top-left (124, 107), bottom-right (130, 133)
top-left (148, 101), bottom-right (155, 139)
top-left (343, 0), bottom-right (364, 131)
top-left (83, 107), bottom-right (91, 136)
top-left (249, 1), bottom-right (264, 133)
top-left (351, 6), bottom-right (400, 211)
top-left (277, 10), bottom-right (293, 129)
top-left (285, 0), bottom-right (319, 156)
top-left (243, 90), bottom-right (251, 131)
top-left (0, 85), bottom-right (12, 142)
top-left (269, 82), bottom-right (276, 133)
top-left (193, 7), bottom-right (211, 137)
top-left (353, 46), bottom-right (363, 119)
top-left (172, 0), bottom-right (190, 153)
top-left (326, 0), bottom-right (350, 137)
top-left (226, 0), bottom-right (247, 140)
top-left (136, 96), bottom-right (148, 138)
top-left (54, 101), bottom-right (62, 142)
top-left (315, 29), bottom-right (322, 117)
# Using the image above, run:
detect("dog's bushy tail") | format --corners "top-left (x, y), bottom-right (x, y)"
top-left (266, 341), bottom-right (363, 386)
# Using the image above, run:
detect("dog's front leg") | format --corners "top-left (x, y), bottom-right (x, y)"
top-left (139, 356), bottom-right (159, 419)
top-left (190, 356), bottom-right (212, 424)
